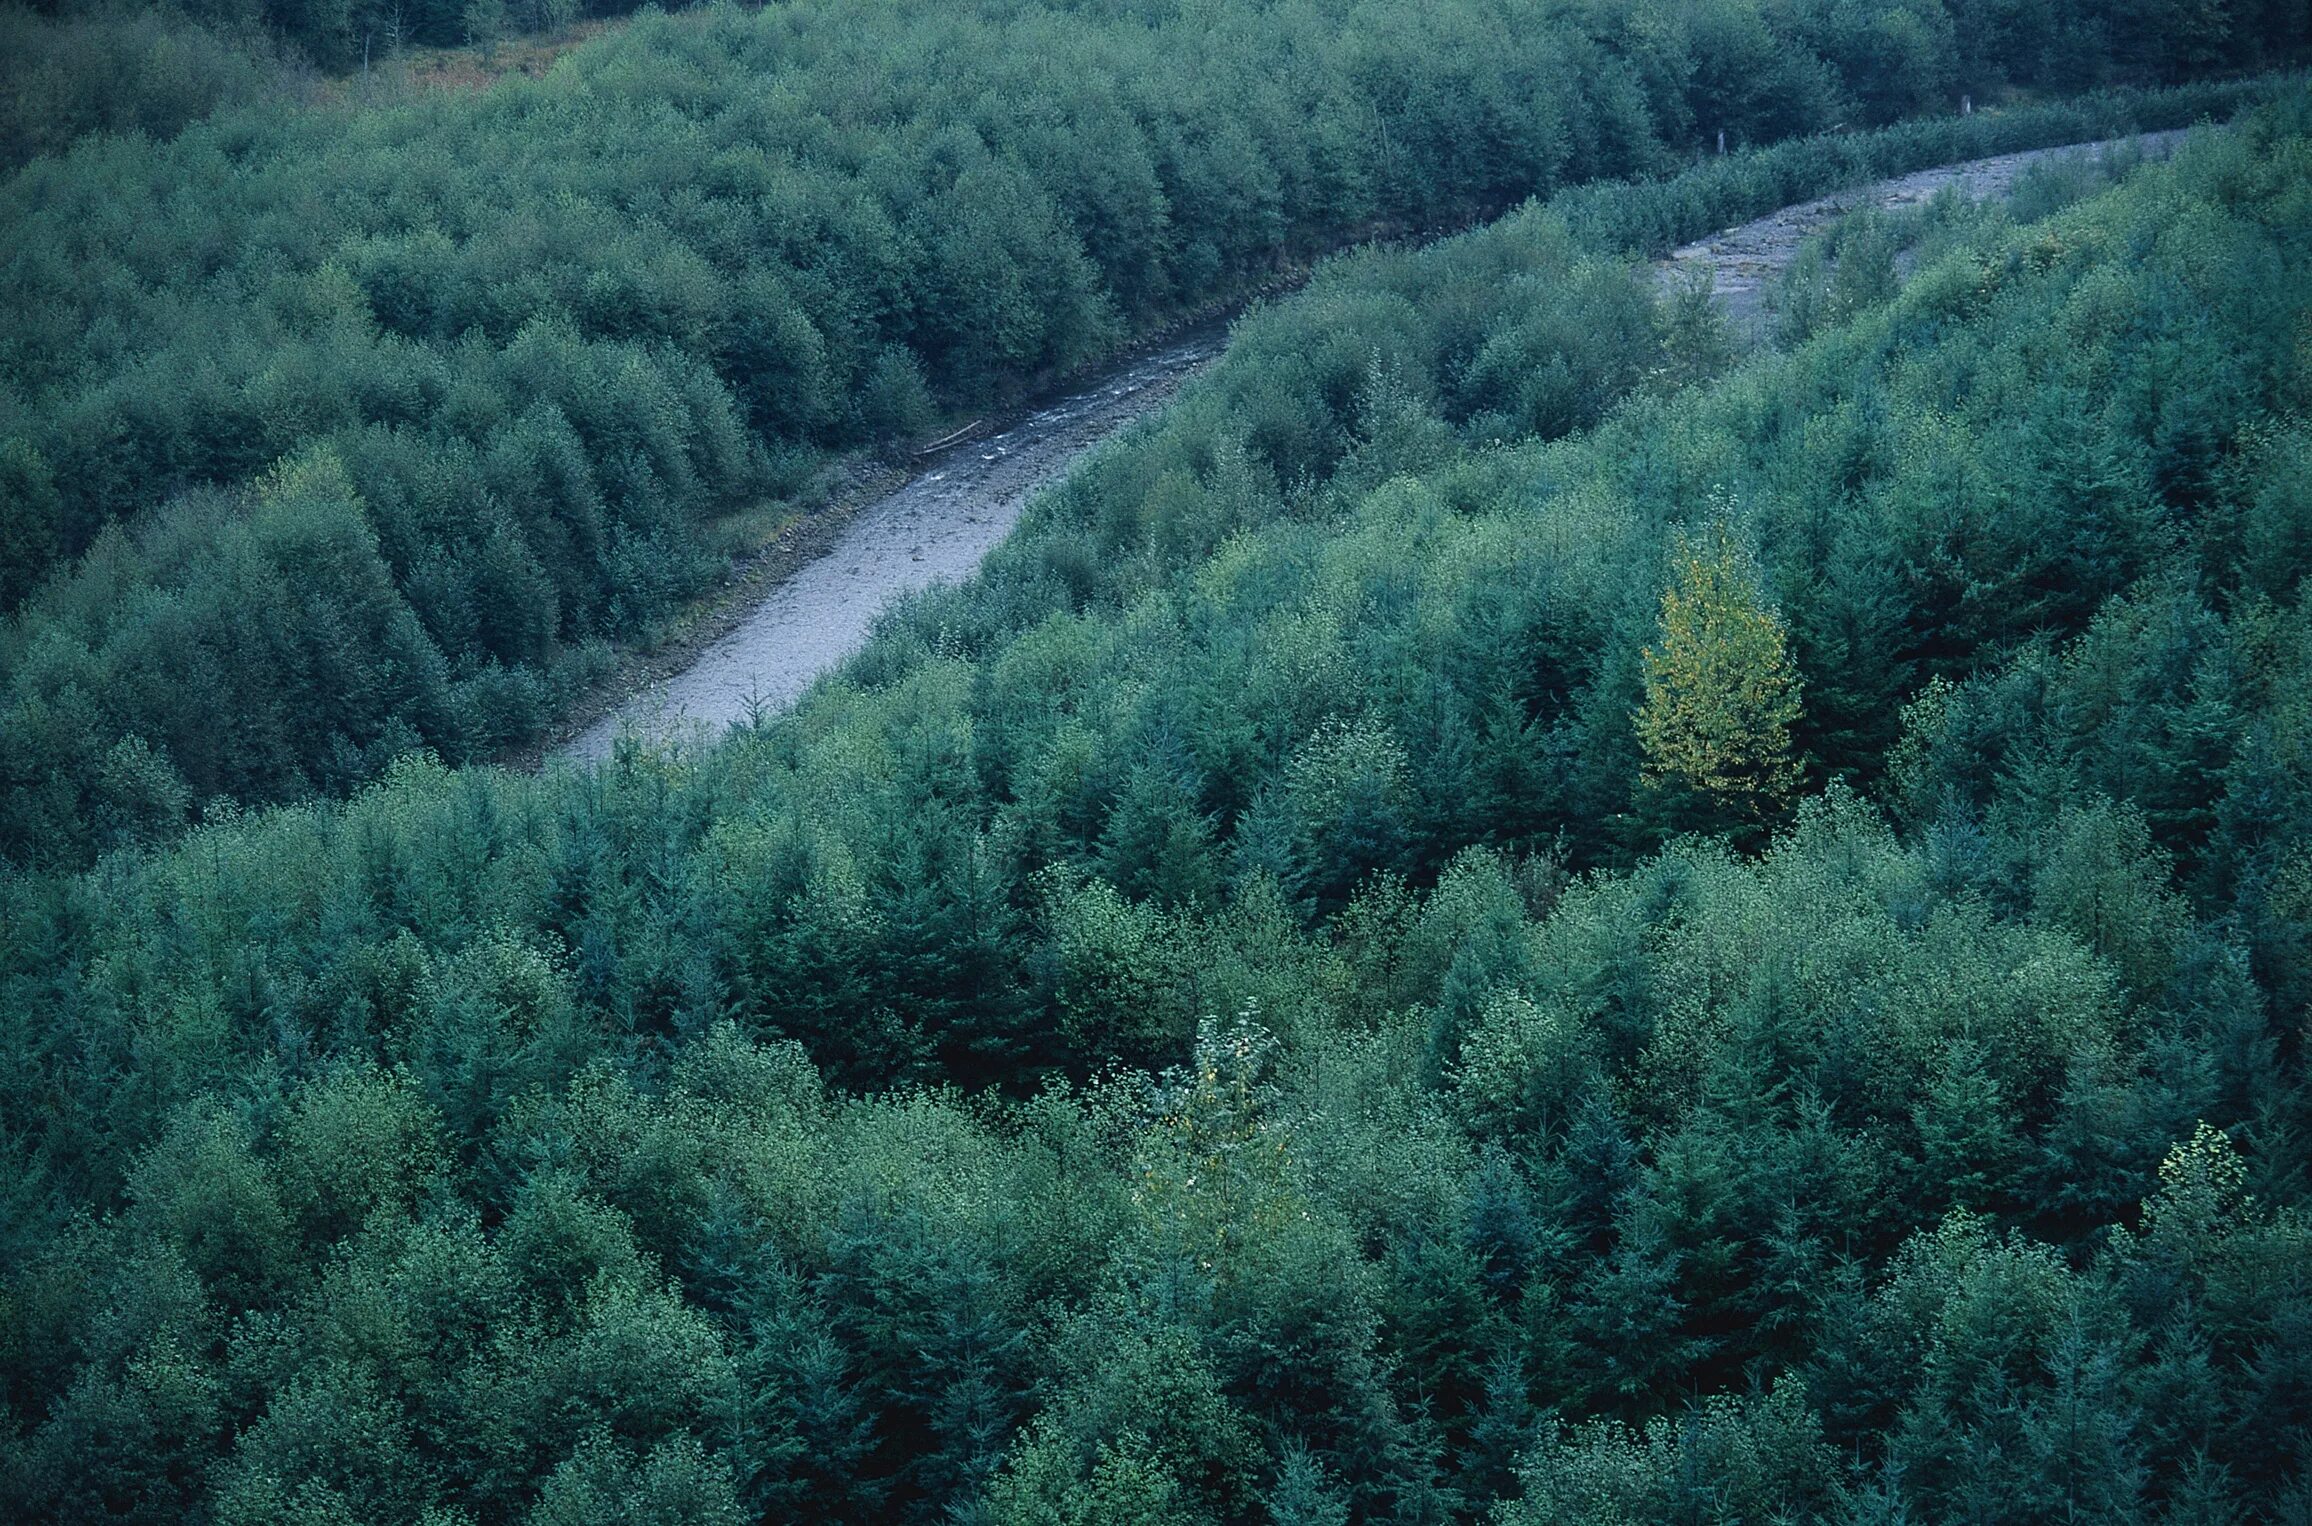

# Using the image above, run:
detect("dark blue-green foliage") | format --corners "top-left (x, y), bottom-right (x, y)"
top-left (0, 0), bottom-right (2295, 868)
top-left (6, 88), bottom-right (2312, 1523)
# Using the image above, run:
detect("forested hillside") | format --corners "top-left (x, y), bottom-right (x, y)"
top-left (5, 68), bottom-right (2311, 1523)
top-left (2, 0), bottom-right (2304, 870)
top-left (12, 0), bottom-right (2305, 113)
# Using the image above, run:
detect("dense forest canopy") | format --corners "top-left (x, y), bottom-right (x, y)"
top-left (5, 26), bottom-right (2312, 1509)
top-left (2, 0), bottom-right (2306, 871)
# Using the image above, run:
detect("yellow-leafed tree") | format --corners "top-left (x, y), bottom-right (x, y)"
top-left (1635, 525), bottom-right (1804, 824)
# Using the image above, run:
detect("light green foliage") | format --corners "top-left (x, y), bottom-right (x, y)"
top-left (1037, 869), bottom-right (1197, 1061)
top-left (1129, 1016), bottom-right (1302, 1281)
top-left (1773, 207), bottom-right (1908, 347)
top-left (1500, 1380), bottom-right (1834, 1525)
top-left (2030, 800), bottom-right (2194, 995)
top-left (211, 1364), bottom-right (435, 1526)
top-left (125, 1104), bottom-right (295, 1313)
top-left (1635, 523), bottom-right (1806, 825)
top-left (526, 1433), bottom-right (745, 1526)
top-left (2134, 1121), bottom-right (2259, 1253)
top-left (273, 1066), bottom-right (447, 1245)
top-left (1268, 1444), bottom-right (1354, 1526)
top-left (1454, 989), bottom-right (1600, 1141)
top-left (993, 1435), bottom-right (1193, 1526)
top-left (988, 1324), bottom-right (1260, 1526)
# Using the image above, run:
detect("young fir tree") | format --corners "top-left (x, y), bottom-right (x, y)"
top-left (1634, 524), bottom-right (1805, 836)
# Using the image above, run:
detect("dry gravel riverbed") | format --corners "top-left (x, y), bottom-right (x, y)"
top-left (562, 130), bottom-right (2195, 763)
top-left (559, 332), bottom-right (1222, 761)
top-left (1657, 128), bottom-right (2193, 339)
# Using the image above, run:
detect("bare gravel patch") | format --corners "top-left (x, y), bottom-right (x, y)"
top-left (1657, 129), bottom-right (2194, 339)
top-left (562, 131), bottom-right (2201, 764)
top-left (559, 332), bottom-right (1221, 761)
